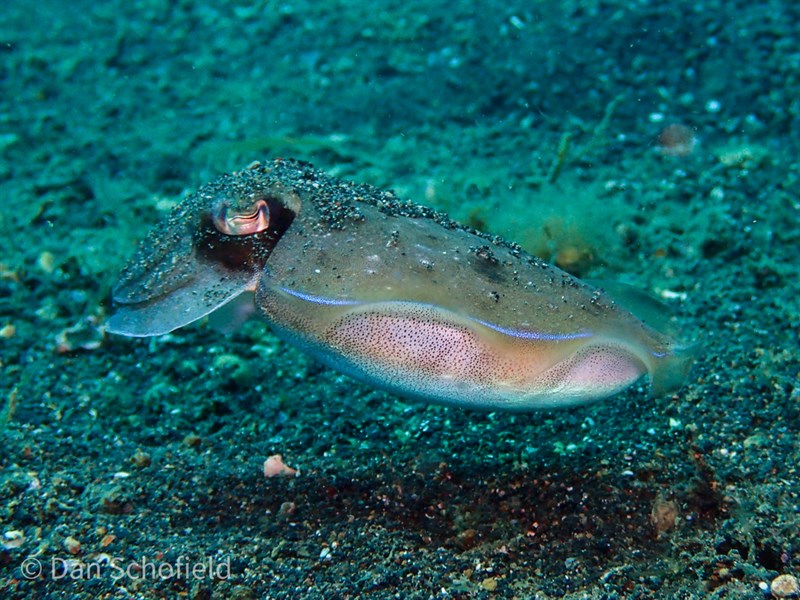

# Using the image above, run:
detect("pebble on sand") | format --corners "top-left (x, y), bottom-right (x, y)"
top-left (771, 574), bottom-right (799, 598)
top-left (264, 454), bottom-right (298, 478)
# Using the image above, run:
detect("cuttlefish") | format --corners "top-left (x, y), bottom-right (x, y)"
top-left (107, 159), bottom-right (693, 411)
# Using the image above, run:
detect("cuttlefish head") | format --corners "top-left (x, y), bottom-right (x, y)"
top-left (107, 164), bottom-right (300, 337)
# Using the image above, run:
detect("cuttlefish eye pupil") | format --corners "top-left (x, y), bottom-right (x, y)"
top-left (212, 199), bottom-right (270, 236)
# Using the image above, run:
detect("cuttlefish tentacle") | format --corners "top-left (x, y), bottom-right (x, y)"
top-left (108, 159), bottom-right (694, 412)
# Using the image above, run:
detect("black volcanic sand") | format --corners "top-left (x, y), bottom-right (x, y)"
top-left (1, 0), bottom-right (799, 598)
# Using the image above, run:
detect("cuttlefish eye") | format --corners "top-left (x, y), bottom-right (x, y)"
top-left (212, 198), bottom-right (270, 236)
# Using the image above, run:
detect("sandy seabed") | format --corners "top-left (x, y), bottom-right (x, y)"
top-left (1, 1), bottom-right (799, 598)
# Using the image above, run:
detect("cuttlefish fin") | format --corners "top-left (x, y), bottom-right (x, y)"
top-left (587, 279), bottom-right (698, 396)
top-left (649, 345), bottom-right (697, 397)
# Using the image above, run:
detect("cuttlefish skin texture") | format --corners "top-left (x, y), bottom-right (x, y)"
top-left (108, 159), bottom-right (692, 411)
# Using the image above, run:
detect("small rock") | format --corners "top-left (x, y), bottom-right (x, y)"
top-left (63, 536), bottom-right (81, 555)
top-left (100, 485), bottom-right (134, 515)
top-left (455, 528), bottom-right (477, 550)
top-left (229, 586), bottom-right (257, 600)
top-left (55, 317), bottom-right (105, 353)
top-left (131, 449), bottom-right (151, 468)
top-left (481, 577), bottom-right (498, 592)
top-left (2, 530), bottom-right (25, 550)
top-left (183, 434), bottom-right (202, 448)
top-left (651, 495), bottom-right (679, 533)
top-left (212, 353), bottom-right (252, 387)
top-left (771, 574), bottom-right (799, 598)
top-left (658, 123), bottom-right (696, 157)
top-left (38, 251), bottom-right (56, 273)
top-left (743, 432), bottom-right (769, 449)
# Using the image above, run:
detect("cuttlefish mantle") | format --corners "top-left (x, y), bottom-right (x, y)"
top-left (108, 158), bottom-right (694, 411)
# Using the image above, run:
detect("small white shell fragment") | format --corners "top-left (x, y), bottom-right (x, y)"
top-left (660, 289), bottom-right (688, 301)
top-left (263, 454), bottom-right (298, 478)
top-left (2, 530), bottom-right (25, 549)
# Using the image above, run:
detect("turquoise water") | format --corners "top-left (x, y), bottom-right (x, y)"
top-left (1, 1), bottom-right (798, 598)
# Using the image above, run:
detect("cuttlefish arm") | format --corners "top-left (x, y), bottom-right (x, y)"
top-left (108, 159), bottom-right (693, 411)
top-left (107, 172), bottom-right (300, 337)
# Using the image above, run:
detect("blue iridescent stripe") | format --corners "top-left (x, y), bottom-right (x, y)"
top-left (279, 286), bottom-right (592, 341)
top-left (474, 318), bottom-right (593, 341)
top-left (278, 286), bottom-right (360, 306)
